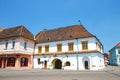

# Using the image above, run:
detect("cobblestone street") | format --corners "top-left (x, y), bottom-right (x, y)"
top-left (0, 66), bottom-right (120, 80)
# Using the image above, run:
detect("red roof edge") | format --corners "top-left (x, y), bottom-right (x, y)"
top-left (115, 42), bottom-right (120, 47)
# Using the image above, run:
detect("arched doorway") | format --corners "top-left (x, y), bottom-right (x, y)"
top-left (82, 56), bottom-right (90, 70)
top-left (84, 61), bottom-right (88, 69)
top-left (44, 60), bottom-right (47, 69)
top-left (52, 59), bottom-right (62, 69)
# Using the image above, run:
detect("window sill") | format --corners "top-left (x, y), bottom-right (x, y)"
top-left (24, 49), bottom-right (27, 50)
top-left (4, 48), bottom-right (7, 50)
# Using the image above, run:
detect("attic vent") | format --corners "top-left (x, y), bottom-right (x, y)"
top-left (47, 37), bottom-right (51, 41)
top-left (69, 35), bottom-right (72, 38)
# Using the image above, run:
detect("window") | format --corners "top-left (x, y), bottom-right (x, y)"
top-left (24, 42), bottom-right (27, 49)
top-left (45, 45), bottom-right (49, 53)
top-left (7, 57), bottom-right (16, 67)
top-left (5, 41), bottom-right (8, 49)
top-left (118, 50), bottom-right (120, 54)
top-left (57, 44), bottom-right (62, 52)
top-left (96, 42), bottom-right (99, 49)
top-left (65, 61), bottom-right (71, 66)
top-left (38, 46), bottom-right (42, 53)
top-left (68, 42), bottom-right (74, 51)
top-left (21, 58), bottom-right (28, 67)
top-left (12, 41), bottom-right (15, 49)
top-left (38, 58), bottom-right (40, 65)
top-left (82, 41), bottom-right (88, 50)
top-left (0, 58), bottom-right (2, 68)
top-left (96, 42), bottom-right (101, 51)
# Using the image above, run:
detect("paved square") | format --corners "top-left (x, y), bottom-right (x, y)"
top-left (0, 66), bottom-right (120, 80)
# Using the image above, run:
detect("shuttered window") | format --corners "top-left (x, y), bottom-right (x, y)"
top-left (82, 41), bottom-right (88, 50)
top-left (57, 44), bottom-right (62, 52)
top-left (68, 42), bottom-right (74, 51)
top-left (45, 45), bottom-right (49, 53)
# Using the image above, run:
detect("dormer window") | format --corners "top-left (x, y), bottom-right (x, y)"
top-left (47, 37), bottom-right (51, 41)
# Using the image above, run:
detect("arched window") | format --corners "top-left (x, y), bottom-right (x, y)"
top-left (21, 57), bottom-right (28, 67)
top-left (7, 57), bottom-right (16, 67)
top-left (65, 61), bottom-right (71, 66)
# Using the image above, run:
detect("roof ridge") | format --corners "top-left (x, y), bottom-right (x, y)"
top-left (44, 24), bottom-right (82, 31)
top-left (36, 24), bottom-right (95, 43)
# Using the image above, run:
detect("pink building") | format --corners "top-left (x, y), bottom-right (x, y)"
top-left (0, 26), bottom-right (34, 69)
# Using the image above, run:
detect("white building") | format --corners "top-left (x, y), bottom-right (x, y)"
top-left (34, 25), bottom-right (105, 70)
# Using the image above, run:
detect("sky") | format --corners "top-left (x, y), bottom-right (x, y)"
top-left (0, 0), bottom-right (120, 53)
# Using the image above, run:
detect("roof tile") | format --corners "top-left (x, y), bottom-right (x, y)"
top-left (115, 42), bottom-right (120, 47)
top-left (0, 25), bottom-right (34, 40)
top-left (36, 25), bottom-right (94, 43)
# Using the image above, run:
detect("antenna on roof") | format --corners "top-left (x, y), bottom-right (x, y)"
top-left (78, 20), bottom-right (82, 25)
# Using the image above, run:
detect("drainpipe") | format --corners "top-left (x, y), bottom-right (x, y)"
top-left (76, 38), bottom-right (79, 70)
top-left (32, 35), bottom-right (36, 69)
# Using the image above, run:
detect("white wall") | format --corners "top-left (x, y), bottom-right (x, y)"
top-left (35, 37), bottom-right (102, 54)
top-left (34, 52), bottom-right (104, 70)
top-left (34, 37), bottom-right (104, 70)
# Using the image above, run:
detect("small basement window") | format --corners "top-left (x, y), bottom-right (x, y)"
top-left (65, 61), bottom-right (71, 66)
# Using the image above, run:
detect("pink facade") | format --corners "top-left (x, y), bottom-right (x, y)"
top-left (0, 26), bottom-right (34, 69)
top-left (0, 38), bottom-right (34, 69)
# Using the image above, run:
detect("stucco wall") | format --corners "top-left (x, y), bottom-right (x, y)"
top-left (34, 53), bottom-right (104, 70)
top-left (0, 38), bottom-right (34, 55)
top-left (35, 37), bottom-right (103, 54)
top-left (109, 47), bottom-right (120, 66)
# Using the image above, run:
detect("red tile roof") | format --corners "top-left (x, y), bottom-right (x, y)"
top-left (0, 28), bottom-right (4, 32)
top-left (0, 25), bottom-right (34, 40)
top-left (36, 24), bottom-right (95, 43)
top-left (115, 42), bottom-right (120, 47)
top-left (109, 42), bottom-right (120, 52)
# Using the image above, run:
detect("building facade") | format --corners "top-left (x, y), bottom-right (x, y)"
top-left (0, 26), bottom-right (34, 69)
top-left (34, 25), bottom-right (105, 70)
top-left (109, 43), bottom-right (120, 66)
top-left (103, 53), bottom-right (109, 66)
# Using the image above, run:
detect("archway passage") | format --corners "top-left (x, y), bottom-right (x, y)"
top-left (53, 59), bottom-right (62, 69)
top-left (85, 61), bottom-right (88, 69)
